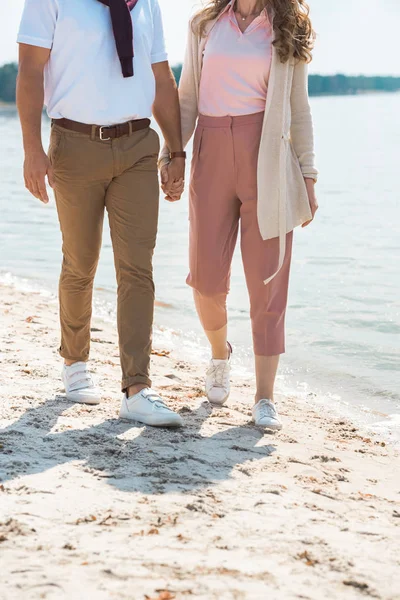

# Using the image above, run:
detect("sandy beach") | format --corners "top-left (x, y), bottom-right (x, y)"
top-left (0, 282), bottom-right (399, 600)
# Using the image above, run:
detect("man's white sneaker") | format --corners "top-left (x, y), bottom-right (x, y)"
top-left (205, 343), bottom-right (232, 406)
top-left (61, 362), bottom-right (101, 405)
top-left (252, 399), bottom-right (282, 431)
top-left (119, 388), bottom-right (183, 427)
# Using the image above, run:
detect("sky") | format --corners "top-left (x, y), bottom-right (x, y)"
top-left (0, 0), bottom-right (399, 76)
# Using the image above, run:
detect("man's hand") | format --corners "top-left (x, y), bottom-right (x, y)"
top-left (160, 157), bottom-right (185, 202)
top-left (152, 61), bottom-right (185, 201)
top-left (302, 178), bottom-right (318, 227)
top-left (17, 44), bottom-right (52, 204)
top-left (24, 149), bottom-right (54, 204)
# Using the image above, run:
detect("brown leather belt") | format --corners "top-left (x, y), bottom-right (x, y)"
top-left (52, 117), bottom-right (151, 140)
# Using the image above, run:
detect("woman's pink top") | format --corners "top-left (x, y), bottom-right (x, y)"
top-left (198, 2), bottom-right (273, 117)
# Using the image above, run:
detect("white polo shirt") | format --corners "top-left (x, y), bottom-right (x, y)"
top-left (17, 0), bottom-right (168, 125)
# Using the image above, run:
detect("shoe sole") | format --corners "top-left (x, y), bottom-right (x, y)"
top-left (254, 422), bottom-right (282, 431)
top-left (208, 393), bottom-right (230, 406)
top-left (62, 377), bottom-right (101, 405)
top-left (63, 388), bottom-right (101, 405)
top-left (119, 411), bottom-right (183, 428)
top-left (64, 394), bottom-right (101, 405)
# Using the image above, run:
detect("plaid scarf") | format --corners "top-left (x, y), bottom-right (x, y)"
top-left (97, 0), bottom-right (139, 78)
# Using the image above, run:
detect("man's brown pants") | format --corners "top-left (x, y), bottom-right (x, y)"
top-left (49, 123), bottom-right (160, 391)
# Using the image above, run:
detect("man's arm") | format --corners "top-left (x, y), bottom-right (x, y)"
top-left (17, 44), bottom-right (54, 204)
top-left (152, 61), bottom-right (185, 201)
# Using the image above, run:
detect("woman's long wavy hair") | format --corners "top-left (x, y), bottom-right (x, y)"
top-left (195, 0), bottom-right (315, 63)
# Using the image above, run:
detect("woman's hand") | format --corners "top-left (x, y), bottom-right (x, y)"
top-left (302, 178), bottom-right (318, 227)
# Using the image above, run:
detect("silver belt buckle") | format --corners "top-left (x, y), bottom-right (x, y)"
top-left (99, 126), bottom-right (111, 141)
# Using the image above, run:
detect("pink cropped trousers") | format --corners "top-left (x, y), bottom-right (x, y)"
top-left (187, 112), bottom-right (293, 357)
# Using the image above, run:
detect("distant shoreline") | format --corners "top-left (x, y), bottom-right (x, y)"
top-left (0, 101), bottom-right (17, 109)
top-left (311, 88), bottom-right (400, 98)
top-left (1, 88), bottom-right (400, 111)
top-left (2, 61), bottom-right (400, 103)
top-left (174, 65), bottom-right (400, 98)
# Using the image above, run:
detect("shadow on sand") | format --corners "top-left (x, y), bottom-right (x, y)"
top-left (0, 397), bottom-right (276, 495)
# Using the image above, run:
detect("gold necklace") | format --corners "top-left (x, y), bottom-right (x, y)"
top-left (235, 2), bottom-right (260, 20)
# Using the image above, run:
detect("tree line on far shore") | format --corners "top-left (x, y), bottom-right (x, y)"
top-left (0, 63), bottom-right (18, 102)
top-left (172, 65), bottom-right (400, 97)
top-left (1, 62), bottom-right (399, 103)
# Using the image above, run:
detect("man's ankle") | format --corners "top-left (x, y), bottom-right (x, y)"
top-left (64, 359), bottom-right (87, 367)
top-left (64, 359), bottom-right (77, 367)
top-left (127, 383), bottom-right (148, 398)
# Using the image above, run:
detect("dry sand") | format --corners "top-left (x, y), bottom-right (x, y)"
top-left (0, 283), bottom-right (399, 600)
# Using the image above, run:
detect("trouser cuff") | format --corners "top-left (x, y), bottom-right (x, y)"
top-left (254, 343), bottom-right (286, 357)
top-left (59, 347), bottom-right (89, 362)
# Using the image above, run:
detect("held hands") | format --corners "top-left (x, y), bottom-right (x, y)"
top-left (24, 148), bottom-right (54, 204)
top-left (160, 157), bottom-right (185, 202)
top-left (302, 177), bottom-right (318, 227)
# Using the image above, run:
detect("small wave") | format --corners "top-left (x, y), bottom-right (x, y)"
top-left (369, 414), bottom-right (400, 446)
top-left (307, 257), bottom-right (357, 266)
top-left (334, 318), bottom-right (400, 335)
top-left (340, 295), bottom-right (386, 306)
top-left (0, 271), bottom-right (55, 298)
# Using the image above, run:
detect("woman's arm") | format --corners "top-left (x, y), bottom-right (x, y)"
top-left (291, 60), bottom-right (319, 226)
top-left (290, 60), bottom-right (318, 181)
top-left (158, 18), bottom-right (200, 170)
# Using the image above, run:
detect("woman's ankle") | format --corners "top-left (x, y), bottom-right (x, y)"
top-left (212, 349), bottom-right (229, 360)
top-left (211, 341), bottom-right (231, 360)
top-left (255, 393), bottom-right (274, 404)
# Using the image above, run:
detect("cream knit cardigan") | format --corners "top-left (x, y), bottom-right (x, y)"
top-left (159, 15), bottom-right (319, 283)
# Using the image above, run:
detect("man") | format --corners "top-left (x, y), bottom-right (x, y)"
top-left (17, 0), bottom-right (186, 427)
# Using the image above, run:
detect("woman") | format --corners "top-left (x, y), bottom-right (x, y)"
top-left (160, 0), bottom-right (318, 430)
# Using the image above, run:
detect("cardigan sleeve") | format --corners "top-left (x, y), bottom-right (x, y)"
top-left (290, 60), bottom-right (318, 181)
top-left (158, 19), bottom-right (200, 169)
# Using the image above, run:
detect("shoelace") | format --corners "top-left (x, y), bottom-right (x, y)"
top-left (257, 400), bottom-right (277, 420)
top-left (207, 362), bottom-right (229, 388)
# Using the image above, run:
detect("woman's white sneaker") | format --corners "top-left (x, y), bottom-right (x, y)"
top-left (206, 360), bottom-right (231, 405)
top-left (62, 362), bottom-right (101, 405)
top-left (205, 343), bottom-right (232, 406)
top-left (119, 388), bottom-right (183, 427)
top-left (252, 399), bottom-right (282, 431)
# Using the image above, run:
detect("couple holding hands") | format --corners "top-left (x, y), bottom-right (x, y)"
top-left (17, 0), bottom-right (318, 431)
